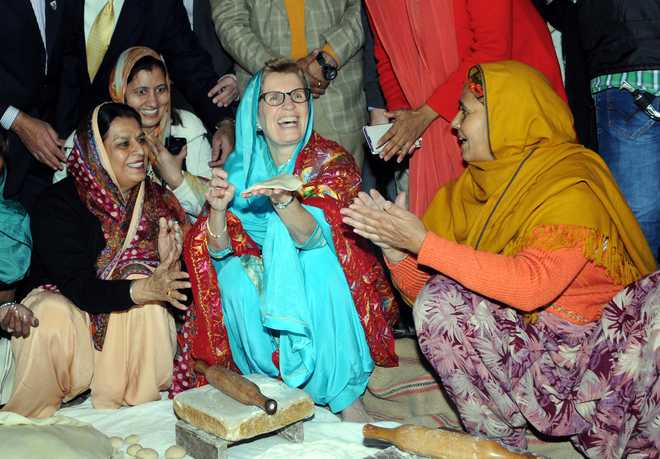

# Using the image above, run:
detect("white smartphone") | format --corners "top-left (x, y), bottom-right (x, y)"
top-left (362, 123), bottom-right (422, 155)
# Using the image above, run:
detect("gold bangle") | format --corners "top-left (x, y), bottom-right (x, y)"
top-left (206, 218), bottom-right (227, 238)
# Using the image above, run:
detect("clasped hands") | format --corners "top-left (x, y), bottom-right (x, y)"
top-left (130, 217), bottom-right (191, 310)
top-left (297, 49), bottom-right (337, 98)
top-left (340, 190), bottom-right (428, 261)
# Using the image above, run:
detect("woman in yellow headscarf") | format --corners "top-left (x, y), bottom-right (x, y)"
top-left (341, 61), bottom-right (658, 458)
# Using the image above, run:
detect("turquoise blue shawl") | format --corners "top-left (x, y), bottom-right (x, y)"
top-left (224, 71), bottom-right (313, 241)
top-left (223, 72), bottom-right (369, 389)
top-left (0, 169), bottom-right (31, 285)
top-left (224, 71), bottom-right (316, 382)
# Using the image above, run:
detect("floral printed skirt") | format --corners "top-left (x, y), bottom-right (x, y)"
top-left (413, 272), bottom-right (660, 459)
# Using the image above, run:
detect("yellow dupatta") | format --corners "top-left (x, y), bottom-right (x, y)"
top-left (422, 61), bottom-right (655, 286)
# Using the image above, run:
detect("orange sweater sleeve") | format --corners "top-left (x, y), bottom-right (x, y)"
top-left (389, 232), bottom-right (589, 311)
top-left (386, 255), bottom-right (432, 304)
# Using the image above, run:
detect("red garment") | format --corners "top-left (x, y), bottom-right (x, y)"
top-left (67, 113), bottom-right (184, 351)
top-left (367, 0), bottom-right (463, 218)
top-left (372, 0), bottom-right (566, 119)
top-left (367, 0), bottom-right (566, 215)
top-left (171, 133), bottom-right (399, 394)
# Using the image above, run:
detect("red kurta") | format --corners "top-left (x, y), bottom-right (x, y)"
top-left (367, 0), bottom-right (566, 215)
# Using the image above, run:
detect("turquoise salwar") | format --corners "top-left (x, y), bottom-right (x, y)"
top-left (212, 206), bottom-right (374, 411)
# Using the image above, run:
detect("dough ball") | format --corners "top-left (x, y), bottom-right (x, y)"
top-left (110, 436), bottom-right (124, 449)
top-left (127, 444), bottom-right (143, 456)
top-left (125, 434), bottom-right (140, 445)
top-left (165, 445), bottom-right (186, 459)
top-left (136, 448), bottom-right (159, 459)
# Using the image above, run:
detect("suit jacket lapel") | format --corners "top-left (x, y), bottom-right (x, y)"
top-left (193, 0), bottom-right (206, 32)
top-left (45, 0), bottom-right (62, 64)
top-left (11, 0), bottom-right (46, 54)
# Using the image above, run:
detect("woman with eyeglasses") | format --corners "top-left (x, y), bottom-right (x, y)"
top-left (172, 59), bottom-right (399, 421)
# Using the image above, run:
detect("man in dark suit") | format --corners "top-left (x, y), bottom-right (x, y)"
top-left (179, 0), bottom-right (237, 164)
top-left (62, 0), bottom-right (238, 163)
top-left (1, 0), bottom-right (80, 208)
top-left (184, 0), bottom-right (234, 78)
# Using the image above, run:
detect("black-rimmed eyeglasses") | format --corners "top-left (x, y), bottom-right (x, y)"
top-left (259, 88), bottom-right (311, 106)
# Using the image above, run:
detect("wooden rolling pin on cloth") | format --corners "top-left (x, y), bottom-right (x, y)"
top-left (193, 360), bottom-right (278, 415)
top-left (363, 424), bottom-right (540, 459)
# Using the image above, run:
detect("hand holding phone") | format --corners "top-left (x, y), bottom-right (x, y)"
top-left (363, 123), bottom-right (421, 156)
top-left (165, 136), bottom-right (187, 155)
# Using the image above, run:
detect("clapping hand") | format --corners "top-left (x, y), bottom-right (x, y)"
top-left (0, 303), bottom-right (39, 338)
top-left (157, 217), bottom-right (183, 265)
top-left (206, 167), bottom-right (235, 211)
top-left (340, 190), bottom-right (427, 256)
top-left (130, 217), bottom-right (190, 310)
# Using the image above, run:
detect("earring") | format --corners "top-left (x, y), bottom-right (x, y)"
top-left (256, 122), bottom-right (263, 132)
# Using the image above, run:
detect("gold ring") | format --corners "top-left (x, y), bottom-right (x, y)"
top-left (166, 289), bottom-right (173, 298)
top-left (317, 81), bottom-right (321, 87)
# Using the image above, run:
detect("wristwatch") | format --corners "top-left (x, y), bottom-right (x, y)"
top-left (316, 52), bottom-right (338, 81)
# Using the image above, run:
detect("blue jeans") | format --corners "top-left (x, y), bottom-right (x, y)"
top-left (595, 88), bottom-right (660, 262)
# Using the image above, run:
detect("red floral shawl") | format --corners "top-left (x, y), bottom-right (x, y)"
top-left (67, 105), bottom-right (184, 350)
top-left (171, 133), bottom-right (399, 393)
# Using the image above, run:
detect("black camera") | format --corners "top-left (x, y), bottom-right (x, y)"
top-left (165, 136), bottom-right (187, 155)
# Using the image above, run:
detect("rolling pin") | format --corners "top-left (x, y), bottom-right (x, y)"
top-left (363, 424), bottom-right (540, 459)
top-left (193, 360), bottom-right (278, 415)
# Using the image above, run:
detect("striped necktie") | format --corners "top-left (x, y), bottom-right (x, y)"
top-left (86, 0), bottom-right (115, 81)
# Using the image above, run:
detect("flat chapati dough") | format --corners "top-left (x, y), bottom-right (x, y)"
top-left (165, 445), bottom-right (187, 459)
top-left (125, 434), bottom-right (140, 445)
top-left (0, 412), bottom-right (114, 459)
top-left (242, 174), bottom-right (303, 195)
top-left (127, 443), bottom-right (143, 456)
top-left (136, 447), bottom-right (159, 458)
top-left (110, 436), bottom-right (124, 449)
